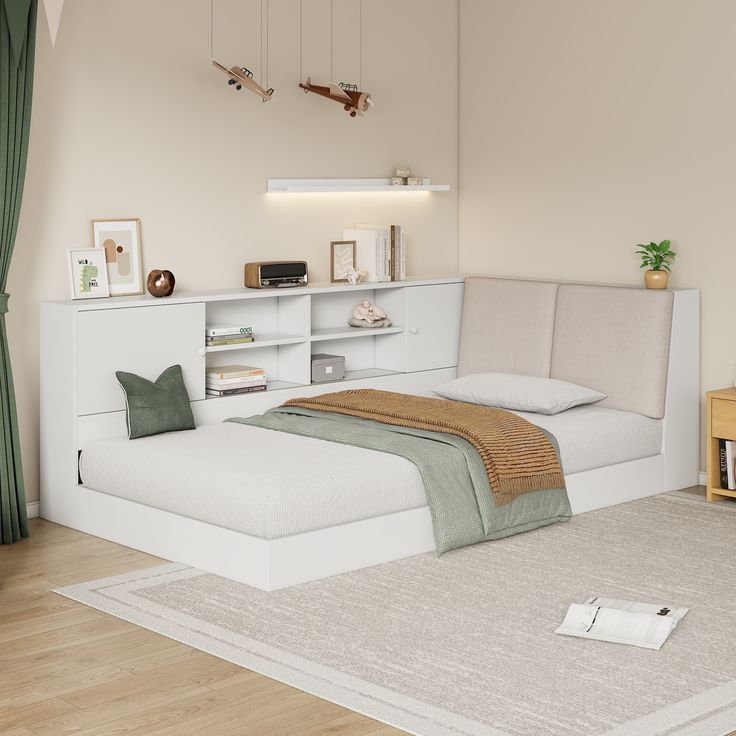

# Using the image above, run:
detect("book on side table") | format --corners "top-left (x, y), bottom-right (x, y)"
top-left (555, 596), bottom-right (688, 650)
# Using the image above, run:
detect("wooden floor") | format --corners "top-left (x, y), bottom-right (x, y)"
top-left (2, 491), bottom-right (733, 736)
top-left (0, 519), bottom-right (405, 736)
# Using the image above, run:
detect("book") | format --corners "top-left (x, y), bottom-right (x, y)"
top-left (555, 596), bottom-right (689, 650)
top-left (206, 384), bottom-right (267, 397)
top-left (205, 325), bottom-right (254, 337)
top-left (727, 440), bottom-right (736, 490)
top-left (390, 225), bottom-right (397, 281)
top-left (206, 364), bottom-right (265, 379)
top-left (205, 336), bottom-right (255, 347)
top-left (343, 228), bottom-right (380, 282)
top-left (206, 374), bottom-right (266, 386)
top-left (205, 379), bottom-right (266, 393)
top-left (398, 225), bottom-right (406, 280)
top-left (348, 225), bottom-right (393, 282)
top-left (720, 439), bottom-right (729, 489)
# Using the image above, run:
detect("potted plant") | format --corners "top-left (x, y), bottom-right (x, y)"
top-left (636, 239), bottom-right (676, 289)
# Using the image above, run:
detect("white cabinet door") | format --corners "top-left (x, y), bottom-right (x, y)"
top-left (77, 303), bottom-right (205, 416)
top-left (405, 283), bottom-right (464, 372)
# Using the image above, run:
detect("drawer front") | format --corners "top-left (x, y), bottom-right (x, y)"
top-left (77, 303), bottom-right (205, 416)
top-left (712, 399), bottom-right (736, 441)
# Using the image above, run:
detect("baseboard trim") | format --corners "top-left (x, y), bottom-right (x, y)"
top-left (698, 471), bottom-right (707, 487)
top-left (27, 502), bottom-right (40, 519)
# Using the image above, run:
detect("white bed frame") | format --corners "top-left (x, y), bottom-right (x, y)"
top-left (40, 278), bottom-right (700, 590)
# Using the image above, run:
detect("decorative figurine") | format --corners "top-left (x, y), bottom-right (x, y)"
top-left (343, 267), bottom-right (368, 286)
top-left (212, 59), bottom-right (274, 102)
top-left (348, 300), bottom-right (392, 328)
top-left (147, 269), bottom-right (176, 297)
top-left (299, 77), bottom-right (372, 118)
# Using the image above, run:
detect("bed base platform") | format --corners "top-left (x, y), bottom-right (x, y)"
top-left (44, 453), bottom-right (664, 591)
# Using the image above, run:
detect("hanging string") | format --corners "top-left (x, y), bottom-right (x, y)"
top-left (359, 0), bottom-right (362, 88)
top-left (259, 0), bottom-right (263, 82)
top-left (265, 0), bottom-right (269, 89)
top-left (330, 0), bottom-right (334, 82)
top-left (210, 0), bottom-right (213, 58)
top-left (299, 0), bottom-right (303, 81)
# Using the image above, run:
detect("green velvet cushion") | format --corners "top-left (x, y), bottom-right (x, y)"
top-left (116, 365), bottom-right (196, 439)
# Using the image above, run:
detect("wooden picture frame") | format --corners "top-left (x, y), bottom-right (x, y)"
top-left (92, 218), bottom-right (144, 296)
top-left (67, 248), bottom-right (110, 300)
top-left (330, 240), bottom-right (356, 283)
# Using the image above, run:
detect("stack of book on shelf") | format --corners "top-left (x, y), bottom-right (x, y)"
top-left (718, 439), bottom-right (736, 490)
top-left (206, 364), bottom-right (266, 397)
top-left (206, 324), bottom-right (255, 348)
top-left (343, 224), bottom-right (406, 282)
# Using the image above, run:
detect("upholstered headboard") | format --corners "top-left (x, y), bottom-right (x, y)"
top-left (457, 277), bottom-right (674, 419)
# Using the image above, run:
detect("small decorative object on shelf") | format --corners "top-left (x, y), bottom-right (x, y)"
top-left (147, 269), bottom-right (176, 297)
top-left (344, 267), bottom-right (368, 286)
top-left (394, 165), bottom-right (411, 178)
top-left (406, 176), bottom-right (422, 186)
top-left (348, 300), bottom-right (392, 328)
top-left (390, 177), bottom-right (404, 186)
top-left (636, 239), bottom-right (676, 289)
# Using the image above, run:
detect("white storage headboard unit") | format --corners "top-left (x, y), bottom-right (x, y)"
top-left (40, 278), bottom-right (464, 523)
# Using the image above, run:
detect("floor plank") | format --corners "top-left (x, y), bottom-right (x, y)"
top-left (0, 519), bottom-right (407, 736)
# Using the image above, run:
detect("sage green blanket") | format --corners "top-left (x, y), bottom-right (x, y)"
top-left (228, 407), bottom-right (571, 555)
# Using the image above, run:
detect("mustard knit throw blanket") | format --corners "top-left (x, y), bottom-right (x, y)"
top-left (284, 389), bottom-right (565, 506)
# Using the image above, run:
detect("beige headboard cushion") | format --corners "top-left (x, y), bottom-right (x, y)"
top-left (457, 277), bottom-right (559, 378)
top-left (550, 284), bottom-right (674, 419)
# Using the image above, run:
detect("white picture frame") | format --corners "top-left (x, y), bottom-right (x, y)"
top-left (92, 218), bottom-right (144, 296)
top-left (67, 248), bottom-right (110, 300)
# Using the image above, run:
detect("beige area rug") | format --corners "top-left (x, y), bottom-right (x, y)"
top-left (55, 493), bottom-right (736, 736)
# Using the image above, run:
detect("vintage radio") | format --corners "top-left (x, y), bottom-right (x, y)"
top-left (244, 261), bottom-right (308, 289)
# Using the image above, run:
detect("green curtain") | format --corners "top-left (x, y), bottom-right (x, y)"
top-left (0, 0), bottom-right (36, 543)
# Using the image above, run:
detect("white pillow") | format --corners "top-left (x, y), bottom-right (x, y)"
top-left (433, 372), bottom-right (606, 415)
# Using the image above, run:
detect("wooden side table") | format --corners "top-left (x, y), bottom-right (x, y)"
top-left (706, 387), bottom-right (736, 502)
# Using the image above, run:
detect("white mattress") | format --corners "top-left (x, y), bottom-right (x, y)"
top-left (80, 406), bottom-right (662, 539)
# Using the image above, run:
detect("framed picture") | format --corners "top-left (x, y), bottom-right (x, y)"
top-left (330, 240), bottom-right (356, 282)
top-left (67, 248), bottom-right (110, 300)
top-left (92, 218), bottom-right (143, 296)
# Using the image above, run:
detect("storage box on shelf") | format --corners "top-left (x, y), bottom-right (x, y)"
top-left (706, 387), bottom-right (736, 502)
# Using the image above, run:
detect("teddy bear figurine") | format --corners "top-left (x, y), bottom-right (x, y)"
top-left (348, 300), bottom-right (392, 328)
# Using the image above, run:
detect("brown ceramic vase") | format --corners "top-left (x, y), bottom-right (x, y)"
top-left (147, 269), bottom-right (176, 297)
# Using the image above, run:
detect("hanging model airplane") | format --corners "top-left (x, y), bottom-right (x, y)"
top-left (298, 78), bottom-right (372, 117)
top-left (212, 59), bottom-right (274, 102)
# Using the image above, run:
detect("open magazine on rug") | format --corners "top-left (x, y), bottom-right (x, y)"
top-left (555, 596), bottom-right (689, 650)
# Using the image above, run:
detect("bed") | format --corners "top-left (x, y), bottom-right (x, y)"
top-left (41, 277), bottom-right (700, 590)
top-left (79, 404), bottom-right (663, 539)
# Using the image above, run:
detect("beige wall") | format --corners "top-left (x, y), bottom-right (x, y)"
top-left (9, 0), bottom-right (459, 503)
top-left (460, 0), bottom-right (736, 469)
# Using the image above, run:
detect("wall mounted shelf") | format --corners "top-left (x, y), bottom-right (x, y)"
top-left (267, 178), bottom-right (450, 193)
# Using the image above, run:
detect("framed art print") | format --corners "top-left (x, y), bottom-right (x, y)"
top-left (330, 240), bottom-right (356, 282)
top-left (92, 218), bottom-right (144, 296)
top-left (67, 248), bottom-right (110, 300)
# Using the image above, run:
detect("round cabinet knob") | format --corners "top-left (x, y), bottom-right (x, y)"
top-left (409, 326), bottom-right (419, 335)
top-left (197, 347), bottom-right (206, 357)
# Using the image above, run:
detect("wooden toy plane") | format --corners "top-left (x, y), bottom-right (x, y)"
top-left (298, 77), bottom-right (372, 117)
top-left (212, 59), bottom-right (274, 102)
